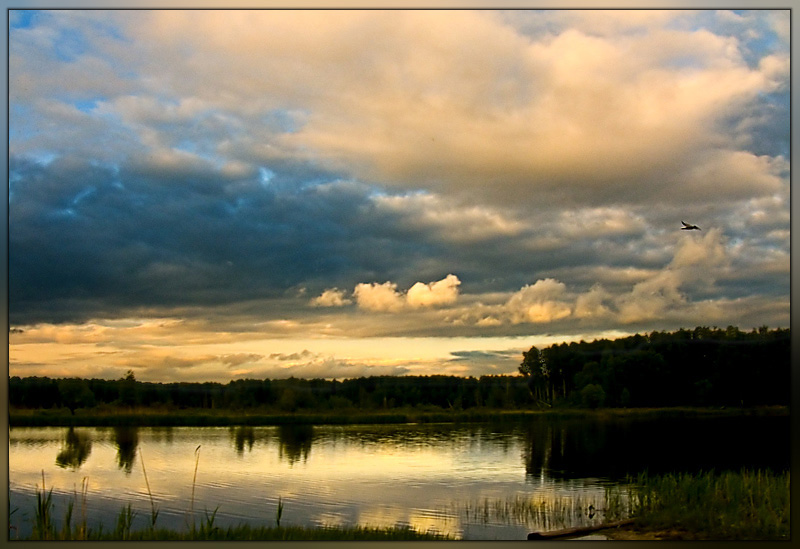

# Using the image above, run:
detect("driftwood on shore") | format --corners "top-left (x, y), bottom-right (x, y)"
top-left (527, 518), bottom-right (635, 540)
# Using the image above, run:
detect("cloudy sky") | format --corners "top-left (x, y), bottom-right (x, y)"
top-left (8, 8), bottom-right (790, 383)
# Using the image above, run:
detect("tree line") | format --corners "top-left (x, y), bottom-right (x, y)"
top-left (519, 325), bottom-right (789, 408)
top-left (8, 326), bottom-right (789, 414)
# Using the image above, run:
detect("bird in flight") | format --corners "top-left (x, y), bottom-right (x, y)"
top-left (681, 221), bottom-right (701, 231)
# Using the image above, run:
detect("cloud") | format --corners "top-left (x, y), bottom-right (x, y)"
top-left (406, 274), bottom-right (461, 308)
top-left (219, 353), bottom-right (264, 368)
top-left (670, 228), bottom-right (729, 269)
top-left (310, 288), bottom-right (352, 308)
top-left (269, 350), bottom-right (315, 362)
top-left (352, 275), bottom-right (462, 313)
top-left (505, 278), bottom-right (572, 324)
top-left (12, 10), bottom-right (788, 209)
top-left (353, 281), bottom-right (406, 313)
top-left (7, 10), bottom-right (790, 382)
top-left (574, 284), bottom-right (613, 320)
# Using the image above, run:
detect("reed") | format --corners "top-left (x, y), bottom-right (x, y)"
top-left (460, 491), bottom-right (615, 532)
top-left (139, 449), bottom-right (160, 529)
top-left (92, 523), bottom-right (452, 540)
top-left (76, 477), bottom-right (89, 539)
top-left (114, 503), bottom-right (135, 540)
top-left (276, 496), bottom-right (284, 527)
top-left (21, 466), bottom-right (450, 540)
top-left (188, 444), bottom-right (201, 530)
top-left (33, 470), bottom-right (55, 540)
top-left (615, 469), bottom-right (790, 540)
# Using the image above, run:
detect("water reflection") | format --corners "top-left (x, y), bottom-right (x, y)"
top-left (113, 426), bottom-right (139, 474)
top-left (8, 415), bottom-right (789, 540)
top-left (231, 426), bottom-right (256, 455)
top-left (277, 425), bottom-right (313, 466)
top-left (55, 427), bottom-right (92, 470)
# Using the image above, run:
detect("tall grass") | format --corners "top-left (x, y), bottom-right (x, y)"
top-left (32, 471), bottom-right (54, 540)
top-left (620, 469), bottom-right (790, 540)
top-left (460, 491), bottom-right (624, 532)
top-left (17, 465), bottom-right (787, 540)
top-left (139, 449), bottom-right (160, 529)
top-left (17, 467), bottom-right (450, 541)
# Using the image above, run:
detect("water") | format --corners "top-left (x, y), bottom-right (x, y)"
top-left (8, 414), bottom-right (788, 540)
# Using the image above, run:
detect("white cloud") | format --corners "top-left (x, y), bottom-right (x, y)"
top-left (310, 288), bottom-right (352, 307)
top-left (574, 284), bottom-right (613, 319)
top-left (353, 281), bottom-right (405, 313)
top-left (353, 275), bottom-right (462, 313)
top-left (14, 10), bottom-right (783, 209)
top-left (671, 228), bottom-right (728, 269)
top-left (406, 274), bottom-right (461, 308)
top-left (504, 278), bottom-right (572, 324)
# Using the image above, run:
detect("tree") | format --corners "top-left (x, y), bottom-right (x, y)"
top-left (580, 384), bottom-right (606, 409)
top-left (520, 346), bottom-right (549, 406)
top-left (57, 378), bottom-right (95, 415)
top-left (118, 370), bottom-right (138, 408)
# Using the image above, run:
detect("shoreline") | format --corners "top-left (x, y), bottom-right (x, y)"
top-left (8, 404), bottom-right (788, 427)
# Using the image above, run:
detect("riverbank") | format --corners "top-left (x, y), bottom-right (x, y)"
top-left (602, 468), bottom-right (790, 541)
top-left (8, 404), bottom-right (787, 427)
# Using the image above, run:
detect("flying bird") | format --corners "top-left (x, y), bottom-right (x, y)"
top-left (681, 221), bottom-right (701, 231)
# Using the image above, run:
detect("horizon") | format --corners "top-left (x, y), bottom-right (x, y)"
top-left (8, 324), bottom-right (787, 384)
top-left (8, 9), bottom-right (790, 384)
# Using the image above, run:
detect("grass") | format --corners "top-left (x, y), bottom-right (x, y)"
top-left (14, 453), bottom-right (788, 540)
top-left (9, 404), bottom-right (787, 427)
top-left (91, 523), bottom-right (451, 540)
top-left (614, 469), bottom-right (790, 540)
top-left (15, 471), bottom-right (452, 541)
top-left (460, 492), bottom-right (613, 532)
top-left (456, 468), bottom-right (789, 540)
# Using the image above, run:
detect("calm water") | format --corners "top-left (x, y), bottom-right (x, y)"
top-left (8, 415), bottom-right (788, 540)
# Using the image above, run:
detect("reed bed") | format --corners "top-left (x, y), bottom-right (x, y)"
top-left (621, 469), bottom-right (790, 540)
top-left (456, 468), bottom-right (788, 540)
top-left (12, 470), bottom-right (451, 541)
top-left (12, 467), bottom-right (788, 540)
top-left (459, 490), bottom-right (626, 532)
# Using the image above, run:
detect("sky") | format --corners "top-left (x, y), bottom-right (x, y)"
top-left (8, 8), bottom-right (791, 383)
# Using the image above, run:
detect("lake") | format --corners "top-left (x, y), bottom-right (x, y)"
top-left (8, 413), bottom-right (789, 540)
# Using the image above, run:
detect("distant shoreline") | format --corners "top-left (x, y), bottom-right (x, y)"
top-left (8, 404), bottom-right (788, 427)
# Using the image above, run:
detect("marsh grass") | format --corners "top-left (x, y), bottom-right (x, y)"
top-left (13, 405), bottom-right (783, 427)
top-left (18, 468), bottom-right (450, 541)
top-left (139, 449), bottom-right (159, 529)
top-left (33, 471), bottom-right (55, 540)
top-left (17, 465), bottom-right (787, 540)
top-left (91, 523), bottom-right (451, 540)
top-left (187, 444), bottom-right (201, 531)
top-left (460, 491), bottom-right (619, 532)
top-left (620, 469), bottom-right (790, 540)
top-left (114, 503), bottom-right (135, 540)
top-left (276, 495), bottom-right (284, 527)
top-left (458, 469), bottom-right (788, 540)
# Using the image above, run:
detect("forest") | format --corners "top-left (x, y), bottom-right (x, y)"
top-left (8, 326), bottom-right (790, 414)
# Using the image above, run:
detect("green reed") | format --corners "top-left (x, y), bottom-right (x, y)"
top-left (139, 449), bottom-right (159, 529)
top-left (460, 491), bottom-right (614, 532)
top-left (114, 503), bottom-right (135, 540)
top-left (32, 471), bottom-right (55, 540)
top-left (19, 454), bottom-right (450, 541)
top-left (620, 469), bottom-right (790, 540)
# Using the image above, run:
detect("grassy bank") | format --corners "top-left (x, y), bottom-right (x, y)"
top-left (608, 469), bottom-right (790, 540)
top-left (8, 404), bottom-right (787, 427)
